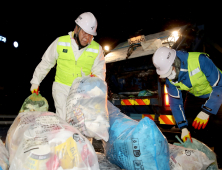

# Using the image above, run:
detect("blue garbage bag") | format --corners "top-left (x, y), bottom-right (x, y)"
top-left (104, 101), bottom-right (170, 170)
top-left (174, 136), bottom-right (218, 170)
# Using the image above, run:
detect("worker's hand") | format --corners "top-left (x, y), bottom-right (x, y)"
top-left (181, 127), bottom-right (193, 143)
top-left (30, 84), bottom-right (39, 94)
top-left (192, 111), bottom-right (209, 130)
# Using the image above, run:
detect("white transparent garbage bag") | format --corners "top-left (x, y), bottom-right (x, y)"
top-left (66, 77), bottom-right (110, 141)
top-left (0, 139), bottom-right (9, 170)
top-left (6, 111), bottom-right (99, 170)
top-left (169, 143), bottom-right (214, 170)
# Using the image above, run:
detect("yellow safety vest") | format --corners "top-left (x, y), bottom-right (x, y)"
top-left (170, 52), bottom-right (220, 96)
top-left (55, 35), bottom-right (99, 86)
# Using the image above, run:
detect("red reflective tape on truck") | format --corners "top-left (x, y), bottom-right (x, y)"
top-left (142, 114), bottom-right (176, 125)
top-left (159, 115), bottom-right (175, 125)
top-left (121, 99), bottom-right (150, 105)
top-left (121, 99), bottom-right (133, 105)
top-left (135, 99), bottom-right (146, 105)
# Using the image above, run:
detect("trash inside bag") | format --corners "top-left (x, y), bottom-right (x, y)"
top-left (169, 143), bottom-right (214, 170)
top-left (6, 111), bottom-right (99, 170)
top-left (66, 76), bottom-right (110, 141)
top-left (0, 139), bottom-right (9, 170)
top-left (138, 90), bottom-right (154, 96)
top-left (174, 136), bottom-right (218, 170)
top-left (103, 101), bottom-right (170, 170)
top-left (19, 93), bottom-right (49, 113)
top-left (96, 152), bottom-right (121, 170)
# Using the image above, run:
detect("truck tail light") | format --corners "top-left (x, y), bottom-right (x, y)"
top-left (164, 84), bottom-right (170, 106)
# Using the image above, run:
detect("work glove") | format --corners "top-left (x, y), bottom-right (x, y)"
top-left (192, 111), bottom-right (210, 130)
top-left (181, 127), bottom-right (193, 143)
top-left (30, 84), bottom-right (39, 95)
top-left (90, 72), bottom-right (97, 77)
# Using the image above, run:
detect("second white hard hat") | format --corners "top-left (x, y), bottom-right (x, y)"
top-left (75, 12), bottom-right (97, 36)
top-left (152, 46), bottom-right (176, 78)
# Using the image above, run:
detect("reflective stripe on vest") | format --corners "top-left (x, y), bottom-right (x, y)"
top-left (55, 35), bottom-right (99, 86)
top-left (170, 52), bottom-right (212, 97)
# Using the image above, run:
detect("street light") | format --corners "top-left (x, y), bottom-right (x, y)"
top-left (104, 46), bottom-right (109, 51)
top-left (13, 41), bottom-right (18, 48)
top-left (168, 31), bottom-right (179, 42)
top-left (0, 35), bottom-right (6, 43)
top-left (103, 46), bottom-right (110, 56)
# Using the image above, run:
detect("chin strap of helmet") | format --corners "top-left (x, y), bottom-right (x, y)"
top-left (74, 25), bottom-right (87, 50)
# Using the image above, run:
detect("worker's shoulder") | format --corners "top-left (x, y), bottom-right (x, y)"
top-left (199, 53), bottom-right (211, 62)
top-left (91, 40), bottom-right (101, 48)
top-left (176, 50), bottom-right (188, 57)
top-left (58, 35), bottom-right (70, 40)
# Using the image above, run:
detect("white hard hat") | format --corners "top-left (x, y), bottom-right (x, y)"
top-left (75, 12), bottom-right (97, 36)
top-left (152, 46), bottom-right (176, 78)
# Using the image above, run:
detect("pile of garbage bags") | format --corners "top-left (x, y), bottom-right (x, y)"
top-left (0, 76), bottom-right (219, 170)
top-left (66, 77), bottom-right (110, 141)
top-left (2, 77), bottom-right (113, 170)
top-left (6, 111), bottom-right (100, 170)
top-left (103, 101), bottom-right (218, 170)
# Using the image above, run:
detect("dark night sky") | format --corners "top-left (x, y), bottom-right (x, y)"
top-left (0, 1), bottom-right (221, 113)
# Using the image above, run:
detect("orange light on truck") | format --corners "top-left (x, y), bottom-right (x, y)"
top-left (164, 84), bottom-right (170, 106)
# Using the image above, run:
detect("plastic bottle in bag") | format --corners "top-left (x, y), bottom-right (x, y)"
top-left (24, 145), bottom-right (51, 170)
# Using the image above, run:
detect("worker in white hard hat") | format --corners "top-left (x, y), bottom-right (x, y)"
top-left (30, 12), bottom-right (106, 120)
top-left (152, 46), bottom-right (222, 144)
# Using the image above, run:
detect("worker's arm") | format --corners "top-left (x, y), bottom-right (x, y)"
top-left (166, 79), bottom-right (188, 129)
top-left (90, 46), bottom-right (106, 81)
top-left (30, 38), bottom-right (59, 86)
top-left (199, 54), bottom-right (222, 115)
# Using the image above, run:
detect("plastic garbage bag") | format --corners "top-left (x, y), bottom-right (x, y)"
top-left (6, 93), bottom-right (49, 160)
top-left (96, 152), bottom-right (121, 170)
top-left (6, 111), bottom-right (99, 170)
top-left (0, 139), bottom-right (9, 170)
top-left (169, 143), bottom-right (214, 170)
top-left (103, 101), bottom-right (170, 170)
top-left (19, 93), bottom-right (49, 113)
top-left (66, 76), bottom-right (110, 141)
top-left (174, 136), bottom-right (218, 170)
top-left (138, 90), bottom-right (154, 96)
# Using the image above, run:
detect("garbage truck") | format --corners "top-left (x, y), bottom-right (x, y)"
top-left (105, 24), bottom-right (208, 136)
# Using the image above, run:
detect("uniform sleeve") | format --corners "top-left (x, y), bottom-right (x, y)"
top-left (30, 38), bottom-right (59, 85)
top-left (91, 45), bottom-right (106, 81)
top-left (166, 79), bottom-right (188, 128)
top-left (199, 54), bottom-right (222, 115)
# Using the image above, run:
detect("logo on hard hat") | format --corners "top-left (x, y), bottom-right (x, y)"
top-left (167, 52), bottom-right (171, 59)
top-left (79, 16), bottom-right (82, 20)
top-left (91, 26), bottom-right (94, 30)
